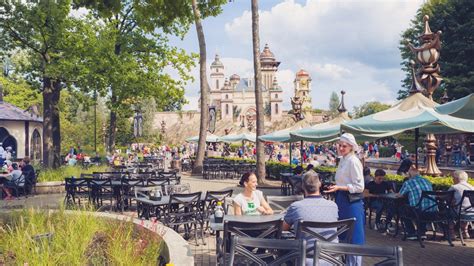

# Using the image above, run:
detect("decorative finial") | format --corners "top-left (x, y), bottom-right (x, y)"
top-left (337, 90), bottom-right (347, 113)
top-left (409, 60), bottom-right (425, 95)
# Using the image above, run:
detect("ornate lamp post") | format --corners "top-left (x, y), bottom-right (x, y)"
top-left (246, 113), bottom-right (254, 132)
top-left (291, 96), bottom-right (304, 121)
top-left (133, 108), bottom-right (143, 139)
top-left (407, 15), bottom-right (442, 176)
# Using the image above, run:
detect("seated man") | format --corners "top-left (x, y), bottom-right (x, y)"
top-left (397, 154), bottom-right (413, 175)
top-left (449, 170), bottom-right (474, 238)
top-left (397, 166), bottom-right (434, 239)
top-left (283, 171), bottom-right (339, 239)
top-left (364, 169), bottom-right (394, 230)
top-left (2, 163), bottom-right (23, 200)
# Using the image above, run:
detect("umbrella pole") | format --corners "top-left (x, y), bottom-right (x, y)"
top-left (289, 143), bottom-right (292, 166)
top-left (415, 128), bottom-right (419, 169)
top-left (300, 140), bottom-right (304, 166)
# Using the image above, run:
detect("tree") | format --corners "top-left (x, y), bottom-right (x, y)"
top-left (251, 0), bottom-right (266, 183)
top-left (399, 0), bottom-right (474, 101)
top-left (0, 76), bottom-right (41, 110)
top-left (71, 2), bottom-right (196, 153)
top-left (328, 91), bottom-right (340, 116)
top-left (352, 101), bottom-right (391, 118)
top-left (0, 0), bottom-right (96, 168)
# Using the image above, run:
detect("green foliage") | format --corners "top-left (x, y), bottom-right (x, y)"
top-left (0, 76), bottom-right (41, 110)
top-left (399, 0), bottom-right (474, 100)
top-left (352, 101), bottom-right (391, 118)
top-left (378, 146), bottom-right (395, 157)
top-left (38, 165), bottom-right (109, 182)
top-left (0, 208), bottom-right (163, 264)
top-left (328, 91), bottom-right (340, 115)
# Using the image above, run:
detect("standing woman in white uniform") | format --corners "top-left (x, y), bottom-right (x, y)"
top-left (325, 133), bottom-right (365, 266)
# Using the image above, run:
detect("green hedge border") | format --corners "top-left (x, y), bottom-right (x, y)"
top-left (210, 157), bottom-right (474, 191)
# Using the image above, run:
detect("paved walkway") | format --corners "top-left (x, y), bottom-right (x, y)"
top-left (2, 174), bottom-right (473, 266)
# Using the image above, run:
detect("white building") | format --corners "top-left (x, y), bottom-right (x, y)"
top-left (209, 44), bottom-right (284, 126)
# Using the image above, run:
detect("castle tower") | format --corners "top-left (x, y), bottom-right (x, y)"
top-left (209, 54), bottom-right (225, 108)
top-left (260, 44), bottom-right (280, 93)
top-left (294, 69), bottom-right (312, 110)
top-left (220, 79), bottom-right (234, 120)
top-left (269, 77), bottom-right (283, 121)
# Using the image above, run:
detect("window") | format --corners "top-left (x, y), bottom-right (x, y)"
top-left (275, 103), bottom-right (279, 114)
top-left (225, 94), bottom-right (229, 99)
top-left (275, 94), bottom-right (278, 98)
top-left (31, 129), bottom-right (42, 161)
top-left (225, 104), bottom-right (229, 115)
top-left (216, 68), bottom-right (219, 73)
top-left (303, 92), bottom-right (306, 96)
top-left (216, 80), bottom-right (219, 90)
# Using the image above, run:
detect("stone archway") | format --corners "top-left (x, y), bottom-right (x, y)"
top-left (0, 127), bottom-right (17, 157)
top-left (31, 129), bottom-right (42, 161)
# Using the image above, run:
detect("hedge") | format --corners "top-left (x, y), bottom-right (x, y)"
top-left (210, 156), bottom-right (474, 191)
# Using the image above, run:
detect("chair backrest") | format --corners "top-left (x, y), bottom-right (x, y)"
top-left (313, 241), bottom-right (403, 266)
top-left (229, 236), bottom-right (306, 266)
top-left (295, 218), bottom-right (356, 243)
top-left (167, 192), bottom-right (202, 214)
top-left (418, 191), bottom-right (454, 213)
top-left (204, 190), bottom-right (233, 214)
top-left (223, 218), bottom-right (283, 263)
top-left (89, 178), bottom-right (113, 193)
top-left (459, 190), bottom-right (474, 213)
top-left (267, 195), bottom-right (304, 212)
top-left (147, 178), bottom-right (170, 188)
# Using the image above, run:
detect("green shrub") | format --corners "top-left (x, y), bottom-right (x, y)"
top-left (378, 146), bottom-right (395, 157)
top-left (38, 165), bottom-right (109, 182)
top-left (0, 208), bottom-right (163, 265)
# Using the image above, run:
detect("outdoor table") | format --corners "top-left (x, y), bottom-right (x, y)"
top-left (135, 194), bottom-right (207, 219)
top-left (210, 213), bottom-right (285, 263)
top-left (378, 192), bottom-right (406, 237)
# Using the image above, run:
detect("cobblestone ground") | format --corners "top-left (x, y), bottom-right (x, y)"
top-left (2, 173), bottom-right (473, 266)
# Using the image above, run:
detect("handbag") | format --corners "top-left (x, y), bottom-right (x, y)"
top-left (347, 192), bottom-right (364, 203)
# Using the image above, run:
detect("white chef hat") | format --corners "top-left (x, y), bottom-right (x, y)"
top-left (339, 133), bottom-right (359, 152)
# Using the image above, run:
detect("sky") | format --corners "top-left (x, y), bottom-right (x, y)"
top-left (169, 0), bottom-right (425, 112)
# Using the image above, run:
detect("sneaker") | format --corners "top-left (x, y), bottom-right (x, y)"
top-left (406, 235), bottom-right (418, 240)
top-left (421, 235), bottom-right (427, 240)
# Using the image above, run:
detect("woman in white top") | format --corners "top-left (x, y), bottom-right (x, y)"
top-left (325, 133), bottom-right (365, 266)
top-left (234, 172), bottom-right (273, 216)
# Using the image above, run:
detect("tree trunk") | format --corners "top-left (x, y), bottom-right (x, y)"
top-left (192, 0), bottom-right (210, 174)
top-left (251, 0), bottom-right (266, 183)
top-left (107, 95), bottom-right (117, 153)
top-left (42, 77), bottom-right (62, 169)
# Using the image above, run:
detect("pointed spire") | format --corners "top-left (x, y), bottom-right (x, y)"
top-left (421, 15), bottom-right (433, 40)
top-left (409, 60), bottom-right (425, 94)
top-left (337, 90), bottom-right (347, 113)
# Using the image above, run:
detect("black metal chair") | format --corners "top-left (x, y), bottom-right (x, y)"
top-left (202, 190), bottom-right (233, 229)
top-left (400, 190), bottom-right (455, 248)
top-left (64, 177), bottom-right (90, 206)
top-left (266, 195), bottom-right (303, 212)
top-left (295, 218), bottom-right (355, 259)
top-left (457, 190), bottom-right (474, 246)
top-left (4, 174), bottom-right (27, 197)
top-left (163, 192), bottom-right (204, 246)
top-left (89, 178), bottom-right (115, 208)
top-left (119, 178), bottom-right (145, 212)
top-left (223, 218), bottom-right (283, 265)
top-left (313, 241), bottom-right (403, 266)
top-left (229, 236), bottom-right (306, 266)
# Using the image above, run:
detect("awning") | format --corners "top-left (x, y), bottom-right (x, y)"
top-left (259, 119), bottom-right (312, 143)
top-left (289, 112), bottom-right (351, 142)
top-left (218, 133), bottom-right (256, 143)
top-left (341, 93), bottom-right (474, 138)
top-left (435, 93), bottom-right (474, 119)
top-left (185, 133), bottom-right (220, 143)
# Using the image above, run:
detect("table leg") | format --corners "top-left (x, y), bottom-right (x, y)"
top-left (215, 230), bottom-right (223, 265)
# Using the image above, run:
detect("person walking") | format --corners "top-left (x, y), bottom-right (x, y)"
top-left (325, 133), bottom-right (365, 266)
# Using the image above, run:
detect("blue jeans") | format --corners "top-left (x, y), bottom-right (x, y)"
top-left (370, 199), bottom-right (393, 226)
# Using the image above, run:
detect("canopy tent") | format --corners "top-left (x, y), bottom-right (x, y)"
top-left (435, 93), bottom-right (473, 120)
top-left (259, 119), bottom-right (312, 143)
top-left (289, 111), bottom-right (352, 142)
top-left (185, 133), bottom-right (220, 143)
top-left (341, 93), bottom-right (474, 138)
top-left (218, 132), bottom-right (257, 143)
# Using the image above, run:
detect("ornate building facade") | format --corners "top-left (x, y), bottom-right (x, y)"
top-left (209, 44), bottom-right (284, 126)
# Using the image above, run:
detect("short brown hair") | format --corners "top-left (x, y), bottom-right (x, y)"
top-left (374, 169), bottom-right (386, 177)
top-left (22, 156), bottom-right (30, 164)
top-left (302, 172), bottom-right (321, 194)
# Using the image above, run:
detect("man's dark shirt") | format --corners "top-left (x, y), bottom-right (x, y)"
top-left (397, 158), bottom-right (412, 174)
top-left (22, 164), bottom-right (35, 182)
top-left (366, 181), bottom-right (391, 195)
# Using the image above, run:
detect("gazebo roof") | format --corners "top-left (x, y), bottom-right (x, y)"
top-left (0, 101), bottom-right (43, 122)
